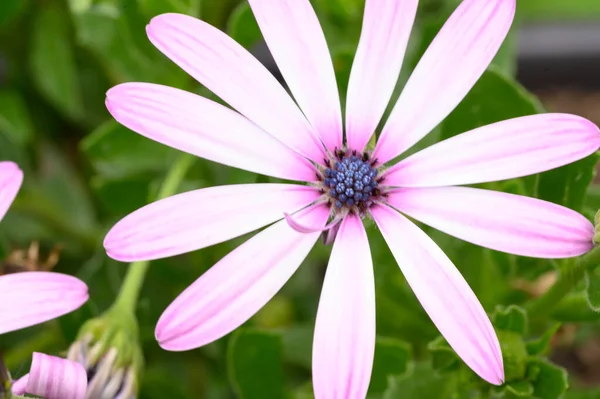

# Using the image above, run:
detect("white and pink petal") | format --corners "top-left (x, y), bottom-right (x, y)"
top-left (248, 0), bottom-right (343, 152)
top-left (146, 13), bottom-right (325, 162)
top-left (312, 215), bottom-right (375, 399)
top-left (104, 184), bottom-right (320, 262)
top-left (0, 161), bottom-right (23, 222)
top-left (0, 272), bottom-right (89, 334)
top-left (345, 0), bottom-right (418, 152)
top-left (106, 83), bottom-right (317, 182)
top-left (371, 205), bottom-right (504, 385)
top-left (12, 353), bottom-right (87, 399)
top-left (387, 186), bottom-right (594, 258)
top-left (375, 0), bottom-right (516, 164)
top-left (155, 203), bottom-right (330, 351)
top-left (384, 114), bottom-right (600, 187)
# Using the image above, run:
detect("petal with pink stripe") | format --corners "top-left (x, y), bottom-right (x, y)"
top-left (156, 204), bottom-right (330, 351)
top-left (371, 205), bottom-right (504, 385)
top-left (387, 186), bottom-right (594, 258)
top-left (105, 184), bottom-right (321, 262)
top-left (312, 215), bottom-right (375, 399)
top-left (146, 13), bottom-right (325, 162)
top-left (106, 83), bottom-right (317, 182)
top-left (19, 353), bottom-right (87, 399)
top-left (0, 272), bottom-right (88, 334)
top-left (345, 0), bottom-right (418, 152)
top-left (248, 0), bottom-right (343, 152)
top-left (0, 161), bottom-right (23, 222)
top-left (374, 0), bottom-right (516, 164)
top-left (384, 114), bottom-right (600, 187)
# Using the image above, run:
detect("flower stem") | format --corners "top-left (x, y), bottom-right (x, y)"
top-left (111, 154), bottom-right (195, 314)
top-left (526, 246), bottom-right (600, 318)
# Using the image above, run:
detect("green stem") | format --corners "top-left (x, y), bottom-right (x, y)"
top-left (526, 246), bottom-right (600, 318)
top-left (111, 154), bottom-right (195, 313)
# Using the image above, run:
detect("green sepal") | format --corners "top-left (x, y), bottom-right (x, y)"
top-left (492, 305), bottom-right (528, 335)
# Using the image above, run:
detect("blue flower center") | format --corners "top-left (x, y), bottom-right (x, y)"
top-left (323, 154), bottom-right (379, 210)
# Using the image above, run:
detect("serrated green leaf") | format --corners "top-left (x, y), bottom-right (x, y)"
top-left (369, 337), bottom-right (411, 394)
top-left (528, 358), bottom-right (568, 399)
top-left (506, 380), bottom-right (534, 397)
top-left (227, 329), bottom-right (285, 399)
top-left (493, 305), bottom-right (528, 335)
top-left (81, 120), bottom-right (177, 178)
top-left (586, 265), bottom-right (600, 312)
top-left (526, 324), bottom-right (561, 356)
top-left (30, 3), bottom-right (83, 122)
top-left (0, 90), bottom-right (34, 146)
top-left (427, 336), bottom-right (459, 372)
top-left (227, 2), bottom-right (262, 49)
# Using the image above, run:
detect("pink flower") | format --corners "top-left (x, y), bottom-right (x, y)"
top-left (1, 162), bottom-right (89, 398)
top-left (103, 0), bottom-right (600, 395)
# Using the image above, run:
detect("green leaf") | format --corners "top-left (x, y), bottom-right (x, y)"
top-left (497, 330), bottom-right (528, 381)
top-left (227, 329), bottom-right (285, 399)
top-left (227, 2), bottom-right (262, 49)
top-left (526, 324), bottom-right (561, 356)
top-left (138, 0), bottom-right (201, 19)
top-left (505, 380), bottom-right (534, 397)
top-left (427, 336), bottom-right (459, 372)
top-left (528, 358), bottom-right (568, 399)
top-left (80, 120), bottom-right (177, 179)
top-left (0, 0), bottom-right (29, 28)
top-left (551, 292), bottom-right (600, 322)
top-left (492, 305), bottom-right (528, 335)
top-left (586, 266), bottom-right (600, 312)
top-left (73, 3), bottom-right (189, 88)
top-left (519, 0), bottom-right (600, 20)
top-left (30, 3), bottom-right (83, 122)
top-left (535, 153), bottom-right (599, 212)
top-left (201, 0), bottom-right (241, 28)
top-left (383, 363), bottom-right (453, 399)
top-left (0, 90), bottom-right (34, 146)
top-left (369, 337), bottom-right (411, 394)
top-left (441, 66), bottom-right (543, 141)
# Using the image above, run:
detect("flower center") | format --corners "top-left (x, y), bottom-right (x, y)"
top-left (320, 151), bottom-right (380, 212)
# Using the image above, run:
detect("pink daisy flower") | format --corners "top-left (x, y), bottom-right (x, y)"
top-left (103, 0), bottom-right (600, 395)
top-left (1, 162), bottom-right (89, 399)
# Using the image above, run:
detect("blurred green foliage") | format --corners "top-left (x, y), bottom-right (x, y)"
top-left (1, 0), bottom-right (600, 398)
